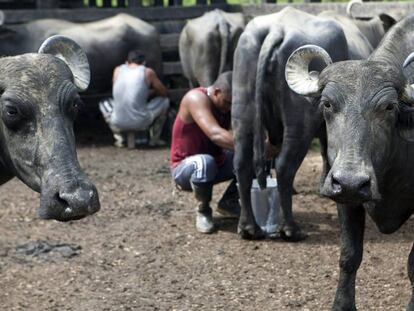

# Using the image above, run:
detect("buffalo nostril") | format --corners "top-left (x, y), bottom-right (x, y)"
top-left (54, 193), bottom-right (69, 208)
top-left (358, 178), bottom-right (371, 195)
top-left (331, 175), bottom-right (342, 194)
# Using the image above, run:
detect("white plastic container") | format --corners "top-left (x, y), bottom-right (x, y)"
top-left (251, 177), bottom-right (280, 235)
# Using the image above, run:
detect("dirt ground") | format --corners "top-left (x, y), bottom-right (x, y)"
top-left (0, 142), bottom-right (413, 311)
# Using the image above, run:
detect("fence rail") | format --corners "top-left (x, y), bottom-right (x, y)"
top-left (1, 4), bottom-right (232, 23)
top-left (0, 0), bottom-right (400, 9)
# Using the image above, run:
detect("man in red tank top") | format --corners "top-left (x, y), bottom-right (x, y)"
top-left (170, 72), bottom-right (238, 234)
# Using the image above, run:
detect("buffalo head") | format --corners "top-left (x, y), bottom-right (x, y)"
top-left (0, 35), bottom-right (100, 221)
top-left (285, 45), bottom-right (414, 205)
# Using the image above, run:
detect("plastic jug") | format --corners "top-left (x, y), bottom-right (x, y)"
top-left (250, 177), bottom-right (280, 235)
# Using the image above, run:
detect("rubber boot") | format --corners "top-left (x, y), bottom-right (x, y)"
top-left (149, 114), bottom-right (167, 147)
top-left (113, 133), bottom-right (124, 148)
top-left (109, 123), bottom-right (124, 148)
top-left (191, 183), bottom-right (215, 234)
top-left (217, 178), bottom-right (241, 218)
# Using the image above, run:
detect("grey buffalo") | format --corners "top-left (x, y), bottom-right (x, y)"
top-left (0, 13), bottom-right (161, 93)
top-left (345, 0), bottom-right (396, 49)
top-left (232, 7), bottom-right (375, 240)
top-left (179, 9), bottom-right (245, 87)
top-left (0, 35), bottom-right (100, 221)
top-left (285, 13), bottom-right (414, 311)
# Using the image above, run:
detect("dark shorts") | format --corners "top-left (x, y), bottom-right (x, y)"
top-left (171, 151), bottom-right (235, 191)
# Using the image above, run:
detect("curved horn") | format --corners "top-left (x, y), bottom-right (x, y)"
top-left (285, 44), bottom-right (332, 97)
top-left (402, 52), bottom-right (414, 100)
top-left (346, 0), bottom-right (363, 19)
top-left (403, 52), bottom-right (414, 83)
top-left (38, 35), bottom-right (90, 92)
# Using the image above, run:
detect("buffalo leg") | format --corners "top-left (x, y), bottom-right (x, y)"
top-left (275, 134), bottom-right (314, 241)
top-left (233, 132), bottom-right (264, 240)
top-left (407, 243), bottom-right (414, 310)
top-left (332, 204), bottom-right (365, 311)
top-left (232, 31), bottom-right (264, 239)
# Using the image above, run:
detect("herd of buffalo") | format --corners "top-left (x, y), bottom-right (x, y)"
top-left (2, 1), bottom-right (414, 309)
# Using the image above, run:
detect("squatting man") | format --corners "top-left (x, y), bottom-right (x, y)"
top-left (170, 71), bottom-right (278, 233)
top-left (100, 50), bottom-right (169, 147)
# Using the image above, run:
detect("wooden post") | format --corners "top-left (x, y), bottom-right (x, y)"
top-left (128, 0), bottom-right (143, 6)
top-left (127, 132), bottom-right (135, 149)
top-left (102, 0), bottom-right (112, 7)
top-left (36, 0), bottom-right (59, 8)
top-left (59, 0), bottom-right (85, 8)
top-left (168, 0), bottom-right (182, 6)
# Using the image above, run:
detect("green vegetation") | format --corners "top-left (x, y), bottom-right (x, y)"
top-left (310, 138), bottom-right (321, 152)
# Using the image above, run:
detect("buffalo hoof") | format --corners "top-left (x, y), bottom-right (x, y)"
top-left (280, 225), bottom-right (308, 242)
top-left (238, 224), bottom-right (265, 240)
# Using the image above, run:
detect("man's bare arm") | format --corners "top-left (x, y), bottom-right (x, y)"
top-left (112, 66), bottom-right (120, 83)
top-left (187, 93), bottom-right (234, 150)
top-left (146, 68), bottom-right (168, 97)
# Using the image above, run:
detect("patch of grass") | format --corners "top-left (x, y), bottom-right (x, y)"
top-left (310, 138), bottom-right (321, 152)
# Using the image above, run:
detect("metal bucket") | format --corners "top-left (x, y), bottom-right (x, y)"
top-left (251, 177), bottom-right (280, 235)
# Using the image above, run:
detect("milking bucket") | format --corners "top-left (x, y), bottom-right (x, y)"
top-left (251, 177), bottom-right (280, 235)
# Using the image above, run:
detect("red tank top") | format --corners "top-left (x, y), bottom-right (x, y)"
top-left (170, 87), bottom-right (231, 168)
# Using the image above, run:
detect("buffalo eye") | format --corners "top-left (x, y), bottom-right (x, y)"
top-left (2, 103), bottom-right (23, 129)
top-left (385, 103), bottom-right (394, 111)
top-left (321, 100), bottom-right (331, 109)
top-left (72, 98), bottom-right (79, 111)
top-left (68, 95), bottom-right (82, 117)
top-left (5, 105), bottom-right (17, 116)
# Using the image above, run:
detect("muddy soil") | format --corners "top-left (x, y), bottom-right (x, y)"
top-left (0, 145), bottom-right (413, 311)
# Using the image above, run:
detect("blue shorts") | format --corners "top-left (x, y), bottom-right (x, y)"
top-left (171, 151), bottom-right (235, 191)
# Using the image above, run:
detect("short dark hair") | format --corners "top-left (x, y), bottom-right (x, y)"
top-left (127, 50), bottom-right (146, 65)
top-left (213, 71), bottom-right (232, 97)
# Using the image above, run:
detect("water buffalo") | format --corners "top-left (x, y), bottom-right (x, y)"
top-left (0, 35), bottom-right (100, 221)
top-left (285, 13), bottom-right (414, 311)
top-left (0, 13), bottom-right (161, 93)
top-left (179, 9), bottom-right (245, 87)
top-left (232, 7), bottom-right (375, 240)
top-left (344, 0), bottom-right (396, 49)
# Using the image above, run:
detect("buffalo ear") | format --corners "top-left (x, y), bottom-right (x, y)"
top-left (38, 35), bottom-right (90, 92)
top-left (379, 14), bottom-right (396, 32)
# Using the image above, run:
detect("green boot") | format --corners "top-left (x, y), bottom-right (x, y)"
top-left (192, 183), bottom-right (215, 234)
top-left (149, 114), bottom-right (167, 147)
